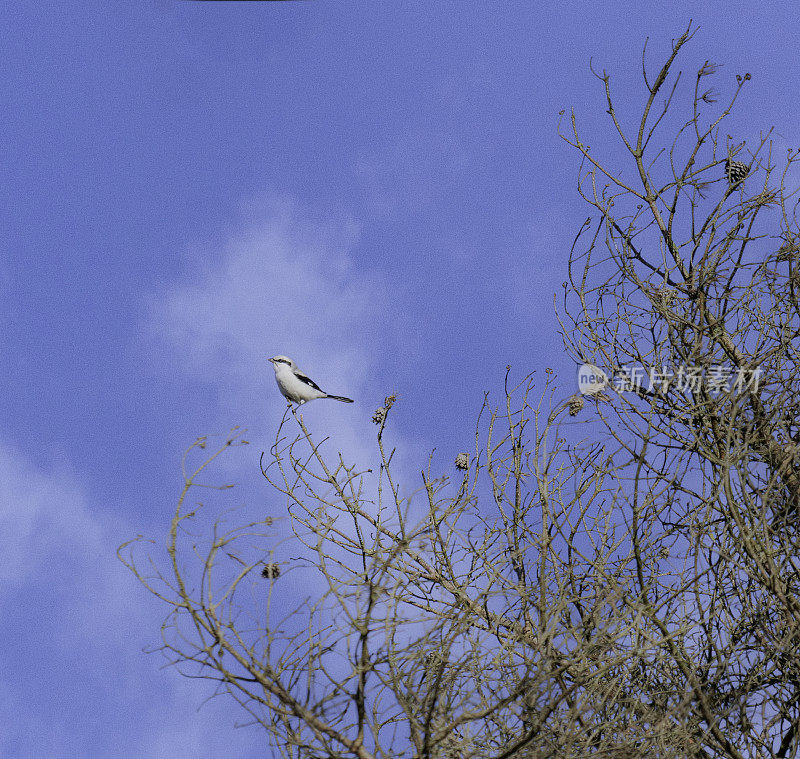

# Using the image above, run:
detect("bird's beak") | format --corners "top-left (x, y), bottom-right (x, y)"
top-left (268, 357), bottom-right (275, 363)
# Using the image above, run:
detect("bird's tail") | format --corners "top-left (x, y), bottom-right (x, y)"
top-left (325, 394), bottom-right (354, 403)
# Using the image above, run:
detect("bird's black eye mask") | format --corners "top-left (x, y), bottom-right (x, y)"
top-left (273, 358), bottom-right (291, 365)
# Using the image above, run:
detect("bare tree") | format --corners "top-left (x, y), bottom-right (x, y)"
top-left (121, 372), bottom-right (698, 758)
top-left (559, 21), bottom-right (800, 758)
top-left (122, 24), bottom-right (800, 758)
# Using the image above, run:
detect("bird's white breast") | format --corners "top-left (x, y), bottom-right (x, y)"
top-left (274, 364), bottom-right (325, 402)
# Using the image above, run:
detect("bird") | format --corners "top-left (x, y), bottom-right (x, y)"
top-left (268, 356), bottom-right (354, 405)
top-left (725, 158), bottom-right (749, 186)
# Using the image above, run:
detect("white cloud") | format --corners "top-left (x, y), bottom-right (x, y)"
top-left (151, 198), bottom-right (382, 405)
top-left (0, 439), bottom-right (274, 758)
top-left (0, 441), bottom-right (101, 589)
top-left (147, 195), bottom-right (413, 475)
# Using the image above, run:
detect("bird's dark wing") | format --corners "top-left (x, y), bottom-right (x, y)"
top-left (294, 370), bottom-right (323, 392)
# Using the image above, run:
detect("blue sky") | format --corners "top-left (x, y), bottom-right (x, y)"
top-left (2, 1), bottom-right (798, 757)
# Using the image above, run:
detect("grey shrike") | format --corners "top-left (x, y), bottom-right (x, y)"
top-left (269, 356), bottom-right (354, 405)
